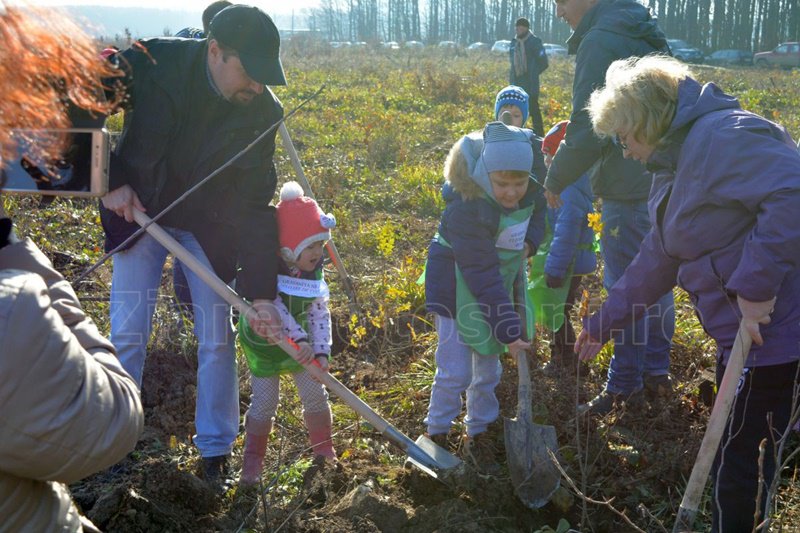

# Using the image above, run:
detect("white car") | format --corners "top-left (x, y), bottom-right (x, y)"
top-left (491, 40), bottom-right (512, 53)
top-left (543, 43), bottom-right (568, 57)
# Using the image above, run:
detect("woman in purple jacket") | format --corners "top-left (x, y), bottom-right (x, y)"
top-left (578, 55), bottom-right (800, 532)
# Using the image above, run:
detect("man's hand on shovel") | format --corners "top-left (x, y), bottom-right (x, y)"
top-left (737, 295), bottom-right (776, 346)
top-left (247, 299), bottom-right (283, 341)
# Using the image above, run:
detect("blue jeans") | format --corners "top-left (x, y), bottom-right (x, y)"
top-left (110, 228), bottom-right (238, 457)
top-left (601, 199), bottom-right (674, 395)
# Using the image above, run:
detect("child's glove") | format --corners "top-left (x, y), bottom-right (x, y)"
top-left (292, 342), bottom-right (315, 365)
top-left (545, 274), bottom-right (565, 289)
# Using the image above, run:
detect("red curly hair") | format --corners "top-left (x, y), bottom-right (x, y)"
top-left (0, 3), bottom-right (120, 166)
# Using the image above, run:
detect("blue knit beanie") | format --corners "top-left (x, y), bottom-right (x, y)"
top-left (480, 122), bottom-right (533, 174)
top-left (494, 85), bottom-right (529, 124)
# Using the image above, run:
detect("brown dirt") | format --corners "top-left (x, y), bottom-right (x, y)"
top-left (68, 282), bottom-right (800, 533)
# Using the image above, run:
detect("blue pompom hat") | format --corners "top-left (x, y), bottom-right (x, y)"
top-left (494, 85), bottom-right (530, 124)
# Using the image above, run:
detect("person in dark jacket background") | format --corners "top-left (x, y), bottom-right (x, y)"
top-left (534, 121), bottom-right (596, 375)
top-left (579, 54), bottom-right (800, 532)
top-left (175, 0), bottom-right (232, 38)
top-left (100, 4), bottom-right (286, 490)
top-left (509, 17), bottom-right (548, 135)
top-left (545, 0), bottom-right (675, 416)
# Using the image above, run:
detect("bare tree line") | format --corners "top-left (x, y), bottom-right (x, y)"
top-left (306, 0), bottom-right (799, 51)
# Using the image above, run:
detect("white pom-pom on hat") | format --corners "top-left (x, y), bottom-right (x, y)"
top-left (279, 181), bottom-right (305, 201)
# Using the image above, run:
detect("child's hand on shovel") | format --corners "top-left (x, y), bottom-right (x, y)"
top-left (309, 355), bottom-right (330, 383)
top-left (507, 338), bottom-right (531, 358)
top-left (737, 295), bottom-right (776, 345)
top-left (291, 342), bottom-right (315, 365)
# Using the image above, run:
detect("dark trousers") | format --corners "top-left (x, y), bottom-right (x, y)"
top-left (528, 95), bottom-right (544, 137)
top-left (550, 275), bottom-right (581, 360)
top-left (711, 359), bottom-right (799, 532)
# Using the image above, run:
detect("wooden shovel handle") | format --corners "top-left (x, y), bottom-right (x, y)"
top-left (673, 323), bottom-right (752, 532)
top-left (131, 210), bottom-right (420, 451)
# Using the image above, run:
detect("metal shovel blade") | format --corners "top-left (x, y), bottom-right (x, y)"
top-left (503, 351), bottom-right (561, 509)
top-left (503, 413), bottom-right (560, 508)
top-left (406, 434), bottom-right (463, 479)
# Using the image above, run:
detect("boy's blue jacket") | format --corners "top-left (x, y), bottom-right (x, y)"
top-left (425, 131), bottom-right (546, 344)
top-left (545, 173), bottom-right (596, 279)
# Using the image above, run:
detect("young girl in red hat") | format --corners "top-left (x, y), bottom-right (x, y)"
top-left (237, 181), bottom-right (337, 485)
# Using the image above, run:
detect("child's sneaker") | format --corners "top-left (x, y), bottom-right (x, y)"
top-left (463, 432), bottom-right (501, 476)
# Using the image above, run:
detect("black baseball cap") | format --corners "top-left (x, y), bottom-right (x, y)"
top-left (209, 5), bottom-right (286, 86)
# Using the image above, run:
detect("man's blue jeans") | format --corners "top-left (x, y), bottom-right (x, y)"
top-left (110, 228), bottom-right (238, 457)
top-left (601, 199), bottom-right (675, 395)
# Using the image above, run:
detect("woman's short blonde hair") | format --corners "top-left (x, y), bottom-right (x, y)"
top-left (587, 55), bottom-right (692, 146)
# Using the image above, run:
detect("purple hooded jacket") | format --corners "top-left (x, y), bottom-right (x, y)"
top-left (586, 77), bottom-right (800, 367)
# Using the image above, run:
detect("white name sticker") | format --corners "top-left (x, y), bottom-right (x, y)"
top-left (495, 219), bottom-right (529, 250)
top-left (277, 275), bottom-right (329, 298)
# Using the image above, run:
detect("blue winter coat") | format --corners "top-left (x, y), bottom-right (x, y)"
top-left (544, 173), bottom-right (596, 279)
top-left (425, 131), bottom-right (547, 345)
top-left (544, 0), bottom-right (669, 200)
top-left (586, 78), bottom-right (800, 368)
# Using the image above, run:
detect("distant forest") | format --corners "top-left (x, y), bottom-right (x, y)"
top-left (307, 0), bottom-right (800, 52)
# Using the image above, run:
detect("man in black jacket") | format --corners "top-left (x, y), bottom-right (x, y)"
top-left (509, 17), bottom-right (548, 135)
top-left (543, 0), bottom-right (675, 416)
top-left (100, 4), bottom-right (285, 489)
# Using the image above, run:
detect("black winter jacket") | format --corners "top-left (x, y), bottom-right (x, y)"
top-left (544, 0), bottom-right (668, 201)
top-left (101, 38), bottom-right (283, 299)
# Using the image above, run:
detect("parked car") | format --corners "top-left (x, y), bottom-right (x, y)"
top-left (543, 43), bottom-right (568, 58)
top-left (467, 42), bottom-right (490, 52)
top-left (491, 40), bottom-right (512, 53)
top-left (438, 40), bottom-right (457, 49)
top-left (381, 41), bottom-right (400, 50)
top-left (329, 41), bottom-right (351, 49)
top-left (667, 39), bottom-right (704, 63)
top-left (705, 49), bottom-right (753, 66)
top-left (404, 40), bottom-right (424, 50)
top-left (754, 42), bottom-right (800, 69)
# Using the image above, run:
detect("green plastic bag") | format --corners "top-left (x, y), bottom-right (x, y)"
top-left (527, 245), bottom-right (572, 332)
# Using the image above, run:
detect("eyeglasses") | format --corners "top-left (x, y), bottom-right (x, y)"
top-left (613, 133), bottom-right (629, 151)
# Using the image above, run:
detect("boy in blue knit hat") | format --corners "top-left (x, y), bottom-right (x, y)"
top-left (494, 85), bottom-right (530, 128)
top-left (423, 121), bottom-right (543, 474)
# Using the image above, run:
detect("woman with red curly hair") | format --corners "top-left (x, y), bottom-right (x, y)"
top-left (0, 5), bottom-right (143, 531)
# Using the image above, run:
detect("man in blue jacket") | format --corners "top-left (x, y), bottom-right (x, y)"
top-left (509, 17), bottom-right (548, 135)
top-left (544, 0), bottom-right (674, 416)
top-left (100, 5), bottom-right (285, 490)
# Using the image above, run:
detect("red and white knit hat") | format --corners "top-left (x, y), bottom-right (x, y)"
top-left (276, 181), bottom-right (336, 263)
top-left (542, 120), bottom-right (569, 156)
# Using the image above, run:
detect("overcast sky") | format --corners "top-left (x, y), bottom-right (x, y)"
top-left (25, 0), bottom-right (319, 13)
